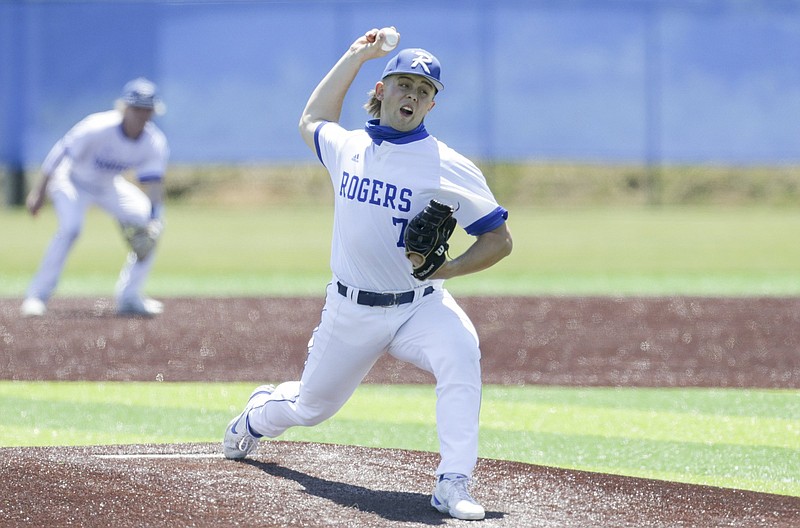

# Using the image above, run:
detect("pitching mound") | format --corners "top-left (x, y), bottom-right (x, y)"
top-left (1, 296), bottom-right (799, 526)
top-left (3, 441), bottom-right (798, 527)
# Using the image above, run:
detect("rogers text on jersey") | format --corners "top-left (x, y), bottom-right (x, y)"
top-left (339, 171), bottom-right (412, 212)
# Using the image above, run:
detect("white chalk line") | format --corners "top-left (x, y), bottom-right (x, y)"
top-left (94, 453), bottom-right (224, 459)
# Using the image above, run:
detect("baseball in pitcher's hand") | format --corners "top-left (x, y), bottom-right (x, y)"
top-left (352, 27), bottom-right (399, 59)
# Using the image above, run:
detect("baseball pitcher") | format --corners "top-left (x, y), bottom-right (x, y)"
top-left (223, 28), bottom-right (513, 521)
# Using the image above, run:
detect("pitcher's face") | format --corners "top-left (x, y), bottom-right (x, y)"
top-left (377, 74), bottom-right (436, 131)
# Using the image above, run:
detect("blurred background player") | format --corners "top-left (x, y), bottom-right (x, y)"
top-left (223, 28), bottom-right (513, 520)
top-left (21, 77), bottom-right (169, 317)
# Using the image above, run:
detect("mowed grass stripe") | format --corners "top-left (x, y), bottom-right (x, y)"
top-left (2, 204), bottom-right (799, 296)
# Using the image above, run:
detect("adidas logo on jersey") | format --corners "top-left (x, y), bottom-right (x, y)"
top-left (351, 153), bottom-right (360, 163)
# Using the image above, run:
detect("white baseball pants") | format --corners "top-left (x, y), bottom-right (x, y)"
top-left (248, 280), bottom-right (483, 477)
top-left (26, 169), bottom-right (155, 303)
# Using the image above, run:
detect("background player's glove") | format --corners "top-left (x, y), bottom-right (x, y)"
top-left (404, 199), bottom-right (457, 280)
top-left (121, 219), bottom-right (163, 261)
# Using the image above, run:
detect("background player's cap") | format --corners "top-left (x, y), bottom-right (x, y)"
top-left (382, 48), bottom-right (444, 92)
top-left (120, 77), bottom-right (166, 115)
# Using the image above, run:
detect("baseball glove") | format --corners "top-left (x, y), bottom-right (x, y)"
top-left (404, 199), bottom-right (457, 280)
top-left (121, 219), bottom-right (163, 261)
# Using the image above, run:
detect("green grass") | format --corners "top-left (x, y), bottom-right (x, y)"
top-left (1, 382), bottom-right (797, 497)
top-left (2, 203), bottom-right (799, 297)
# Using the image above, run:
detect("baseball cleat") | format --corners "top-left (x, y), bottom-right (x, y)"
top-left (20, 297), bottom-right (47, 317)
top-left (223, 384), bottom-right (275, 460)
top-left (431, 474), bottom-right (485, 520)
top-left (116, 296), bottom-right (163, 317)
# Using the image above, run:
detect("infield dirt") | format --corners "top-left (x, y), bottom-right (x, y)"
top-left (1, 296), bottom-right (798, 527)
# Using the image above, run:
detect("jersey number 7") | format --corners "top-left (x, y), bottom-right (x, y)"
top-left (393, 217), bottom-right (409, 247)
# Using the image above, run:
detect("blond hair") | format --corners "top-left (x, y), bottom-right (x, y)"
top-left (363, 89), bottom-right (381, 118)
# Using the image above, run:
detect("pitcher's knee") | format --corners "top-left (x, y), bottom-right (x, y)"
top-left (435, 351), bottom-right (481, 383)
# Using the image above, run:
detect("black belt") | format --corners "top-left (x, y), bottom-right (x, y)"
top-left (337, 281), bottom-right (434, 307)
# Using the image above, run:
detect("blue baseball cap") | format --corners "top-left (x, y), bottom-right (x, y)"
top-left (121, 77), bottom-right (166, 114)
top-left (382, 48), bottom-right (444, 92)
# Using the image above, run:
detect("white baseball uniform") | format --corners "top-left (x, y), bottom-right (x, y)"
top-left (247, 119), bottom-right (508, 477)
top-left (26, 109), bottom-right (169, 304)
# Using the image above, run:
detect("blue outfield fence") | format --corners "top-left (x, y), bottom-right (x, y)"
top-left (1, 0), bottom-right (799, 168)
